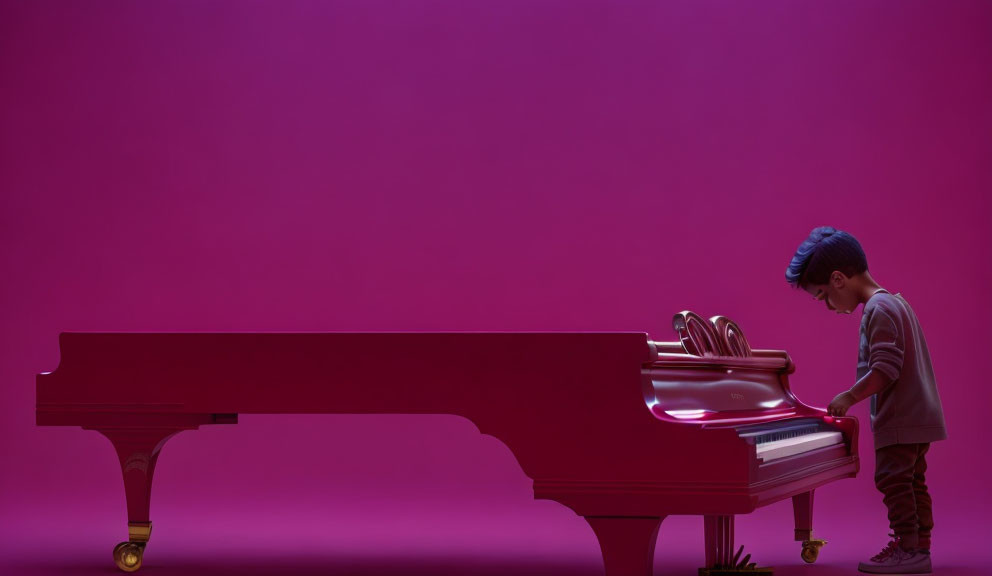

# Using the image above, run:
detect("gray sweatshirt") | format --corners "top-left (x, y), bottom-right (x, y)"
top-left (859, 290), bottom-right (947, 449)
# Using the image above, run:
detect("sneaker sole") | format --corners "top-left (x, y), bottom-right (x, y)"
top-left (857, 562), bottom-right (933, 574)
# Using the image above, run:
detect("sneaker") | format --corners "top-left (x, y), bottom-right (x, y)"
top-left (867, 535), bottom-right (901, 563)
top-left (858, 540), bottom-right (932, 574)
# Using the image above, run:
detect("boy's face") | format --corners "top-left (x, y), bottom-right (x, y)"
top-left (803, 271), bottom-right (857, 314)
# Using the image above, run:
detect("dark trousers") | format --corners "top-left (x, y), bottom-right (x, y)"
top-left (874, 443), bottom-right (933, 550)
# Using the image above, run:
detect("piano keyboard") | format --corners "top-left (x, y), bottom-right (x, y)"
top-left (735, 419), bottom-right (846, 462)
top-left (755, 431), bottom-right (844, 462)
top-left (741, 422), bottom-right (822, 445)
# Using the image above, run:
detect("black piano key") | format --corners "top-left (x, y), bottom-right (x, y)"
top-left (736, 419), bottom-right (829, 445)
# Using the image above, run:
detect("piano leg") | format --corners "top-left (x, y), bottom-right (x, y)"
top-left (584, 516), bottom-right (664, 576)
top-left (792, 491), bottom-right (825, 563)
top-left (90, 426), bottom-right (185, 573)
top-left (792, 491), bottom-right (813, 541)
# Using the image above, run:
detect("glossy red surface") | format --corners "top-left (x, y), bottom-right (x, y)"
top-left (37, 330), bottom-right (857, 574)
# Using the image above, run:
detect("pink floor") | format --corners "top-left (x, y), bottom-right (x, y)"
top-left (3, 489), bottom-right (988, 575)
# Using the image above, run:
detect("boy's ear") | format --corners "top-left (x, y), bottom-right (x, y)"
top-left (830, 271), bottom-right (846, 287)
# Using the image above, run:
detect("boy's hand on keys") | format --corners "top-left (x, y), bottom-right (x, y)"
top-left (827, 391), bottom-right (857, 416)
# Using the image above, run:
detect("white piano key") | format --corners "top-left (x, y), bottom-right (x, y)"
top-left (755, 431), bottom-right (843, 461)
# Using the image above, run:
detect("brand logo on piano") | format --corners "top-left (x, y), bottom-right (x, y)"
top-left (730, 393), bottom-right (744, 401)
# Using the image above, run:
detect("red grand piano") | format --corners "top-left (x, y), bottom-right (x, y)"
top-left (36, 311), bottom-right (858, 575)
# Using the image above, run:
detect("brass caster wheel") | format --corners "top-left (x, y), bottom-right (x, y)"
top-left (801, 538), bottom-right (826, 563)
top-left (113, 541), bottom-right (145, 572)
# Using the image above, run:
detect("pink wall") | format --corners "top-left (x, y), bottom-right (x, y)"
top-left (2, 0), bottom-right (990, 573)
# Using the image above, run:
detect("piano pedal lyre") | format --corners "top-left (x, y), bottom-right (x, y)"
top-left (698, 545), bottom-right (773, 576)
top-left (800, 537), bottom-right (826, 563)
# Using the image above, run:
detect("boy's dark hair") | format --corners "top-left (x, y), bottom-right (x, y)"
top-left (785, 226), bottom-right (868, 288)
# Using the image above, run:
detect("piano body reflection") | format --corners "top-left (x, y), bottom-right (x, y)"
top-left (36, 312), bottom-right (858, 574)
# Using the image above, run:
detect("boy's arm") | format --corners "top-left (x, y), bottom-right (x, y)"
top-left (827, 369), bottom-right (895, 416)
top-left (827, 307), bottom-right (903, 416)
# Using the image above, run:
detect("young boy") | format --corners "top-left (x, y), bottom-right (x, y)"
top-left (785, 226), bottom-right (946, 575)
